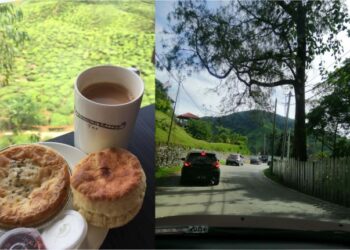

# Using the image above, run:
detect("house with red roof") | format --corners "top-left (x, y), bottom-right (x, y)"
top-left (176, 112), bottom-right (200, 126)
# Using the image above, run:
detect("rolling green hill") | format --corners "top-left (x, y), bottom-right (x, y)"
top-left (0, 0), bottom-right (154, 147)
top-left (156, 110), bottom-right (250, 154)
top-left (205, 110), bottom-right (340, 158)
top-left (204, 110), bottom-right (294, 154)
top-left (156, 79), bottom-right (250, 154)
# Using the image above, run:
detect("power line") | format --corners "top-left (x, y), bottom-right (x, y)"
top-left (180, 83), bottom-right (224, 116)
top-left (156, 52), bottom-right (223, 116)
top-left (166, 77), bottom-right (181, 145)
top-left (156, 53), bottom-right (199, 112)
top-left (155, 53), bottom-right (183, 145)
top-left (305, 48), bottom-right (350, 94)
top-left (306, 48), bottom-right (350, 84)
top-left (180, 84), bottom-right (204, 114)
top-left (155, 53), bottom-right (183, 86)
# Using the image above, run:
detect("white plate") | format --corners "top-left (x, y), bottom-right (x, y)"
top-left (39, 142), bottom-right (109, 250)
top-left (0, 142), bottom-right (108, 249)
top-left (39, 142), bottom-right (86, 170)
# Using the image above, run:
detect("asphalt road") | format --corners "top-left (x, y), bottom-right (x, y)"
top-left (156, 164), bottom-right (350, 224)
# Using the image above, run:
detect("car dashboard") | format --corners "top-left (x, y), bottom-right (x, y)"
top-left (156, 228), bottom-right (350, 249)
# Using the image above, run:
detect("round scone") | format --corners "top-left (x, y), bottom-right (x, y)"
top-left (0, 144), bottom-right (70, 229)
top-left (70, 148), bottom-right (146, 228)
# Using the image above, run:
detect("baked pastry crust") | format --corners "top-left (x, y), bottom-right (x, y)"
top-left (0, 144), bottom-right (70, 228)
top-left (71, 148), bottom-right (146, 228)
top-left (72, 169), bottom-right (146, 228)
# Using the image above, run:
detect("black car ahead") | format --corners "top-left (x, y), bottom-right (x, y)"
top-left (181, 151), bottom-right (220, 185)
top-left (226, 154), bottom-right (243, 166)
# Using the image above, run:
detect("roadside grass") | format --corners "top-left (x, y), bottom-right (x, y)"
top-left (263, 167), bottom-right (284, 185)
top-left (156, 111), bottom-right (250, 154)
top-left (155, 165), bottom-right (182, 179)
top-left (219, 159), bottom-right (226, 165)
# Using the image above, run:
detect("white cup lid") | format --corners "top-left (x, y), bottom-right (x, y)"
top-left (42, 210), bottom-right (88, 250)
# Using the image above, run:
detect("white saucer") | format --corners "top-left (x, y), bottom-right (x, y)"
top-left (39, 142), bottom-right (109, 250)
top-left (39, 142), bottom-right (86, 171)
top-left (0, 142), bottom-right (108, 249)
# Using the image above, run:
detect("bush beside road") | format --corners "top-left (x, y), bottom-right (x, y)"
top-left (156, 165), bottom-right (182, 179)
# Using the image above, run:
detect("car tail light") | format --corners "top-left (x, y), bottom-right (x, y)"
top-left (213, 160), bottom-right (220, 168)
top-left (184, 162), bottom-right (191, 167)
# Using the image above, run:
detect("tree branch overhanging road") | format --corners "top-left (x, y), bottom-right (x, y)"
top-left (165, 0), bottom-right (350, 161)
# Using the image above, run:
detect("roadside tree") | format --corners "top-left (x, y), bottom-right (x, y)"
top-left (307, 59), bottom-right (350, 157)
top-left (165, 0), bottom-right (349, 161)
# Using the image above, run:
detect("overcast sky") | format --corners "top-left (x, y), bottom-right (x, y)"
top-left (156, 0), bottom-right (350, 118)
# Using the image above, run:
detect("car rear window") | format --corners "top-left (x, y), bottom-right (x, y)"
top-left (230, 154), bottom-right (239, 159)
top-left (187, 153), bottom-right (217, 163)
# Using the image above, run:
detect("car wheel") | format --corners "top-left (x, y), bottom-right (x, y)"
top-left (213, 177), bottom-right (219, 185)
top-left (180, 175), bottom-right (187, 185)
top-left (209, 174), bottom-right (219, 185)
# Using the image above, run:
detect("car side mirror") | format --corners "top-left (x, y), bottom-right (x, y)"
top-left (181, 157), bottom-right (185, 161)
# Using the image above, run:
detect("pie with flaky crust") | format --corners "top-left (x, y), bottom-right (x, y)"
top-left (0, 144), bottom-right (70, 229)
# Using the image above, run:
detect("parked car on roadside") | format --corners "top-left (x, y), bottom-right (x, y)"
top-left (181, 151), bottom-right (220, 185)
top-left (250, 156), bottom-right (261, 165)
top-left (259, 155), bottom-right (268, 163)
top-left (226, 154), bottom-right (244, 166)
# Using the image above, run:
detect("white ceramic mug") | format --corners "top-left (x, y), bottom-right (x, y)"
top-left (74, 65), bottom-right (144, 153)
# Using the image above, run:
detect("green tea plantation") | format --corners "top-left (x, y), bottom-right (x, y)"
top-left (0, 0), bottom-right (154, 148)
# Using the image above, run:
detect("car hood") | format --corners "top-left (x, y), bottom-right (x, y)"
top-left (156, 215), bottom-right (350, 234)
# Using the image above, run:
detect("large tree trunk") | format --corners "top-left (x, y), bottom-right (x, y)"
top-left (293, 85), bottom-right (307, 161)
top-left (293, 2), bottom-right (308, 161)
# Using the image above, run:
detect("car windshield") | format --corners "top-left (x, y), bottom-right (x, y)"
top-left (155, 0), bottom-right (350, 236)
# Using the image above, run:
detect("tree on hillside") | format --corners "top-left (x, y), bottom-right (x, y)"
top-left (164, 0), bottom-right (349, 161)
top-left (307, 59), bottom-right (350, 157)
top-left (185, 119), bottom-right (212, 141)
top-left (212, 125), bottom-right (243, 145)
top-left (212, 126), bottom-right (232, 143)
top-left (0, 4), bottom-right (27, 86)
top-left (156, 79), bottom-right (173, 114)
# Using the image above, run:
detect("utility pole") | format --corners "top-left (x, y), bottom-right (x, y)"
top-left (281, 91), bottom-right (292, 160)
top-left (271, 98), bottom-right (277, 172)
top-left (263, 134), bottom-right (266, 155)
top-left (287, 129), bottom-right (291, 159)
top-left (166, 81), bottom-right (181, 145)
